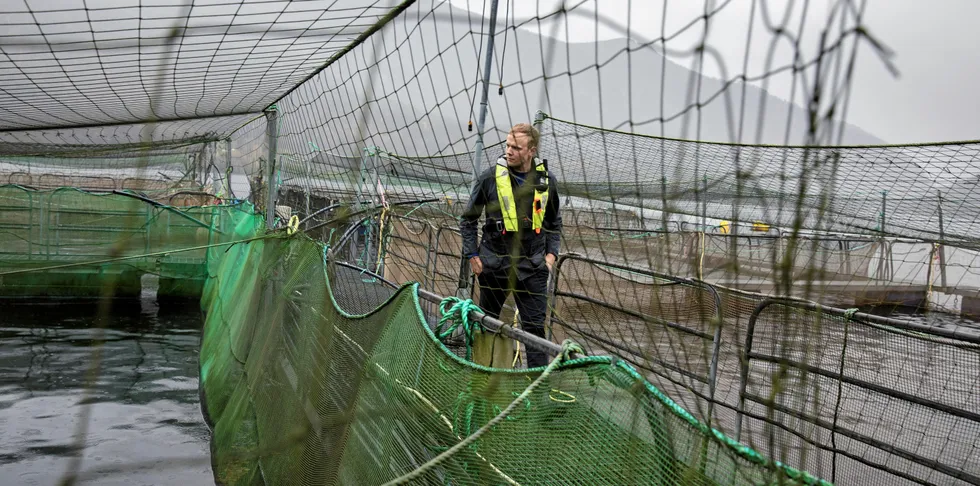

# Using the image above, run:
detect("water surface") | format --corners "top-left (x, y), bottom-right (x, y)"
top-left (0, 299), bottom-right (212, 485)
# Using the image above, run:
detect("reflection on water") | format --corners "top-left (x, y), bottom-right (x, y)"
top-left (0, 299), bottom-right (212, 485)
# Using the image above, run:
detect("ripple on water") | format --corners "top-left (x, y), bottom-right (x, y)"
top-left (0, 300), bottom-right (213, 486)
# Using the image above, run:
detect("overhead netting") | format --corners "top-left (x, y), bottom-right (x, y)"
top-left (0, 114), bottom-right (269, 200)
top-left (536, 115), bottom-right (980, 248)
top-left (199, 233), bottom-right (831, 486)
top-left (0, 1), bottom-right (399, 131)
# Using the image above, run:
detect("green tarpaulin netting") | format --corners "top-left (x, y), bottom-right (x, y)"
top-left (0, 184), bottom-right (262, 297)
top-left (198, 233), bottom-right (830, 485)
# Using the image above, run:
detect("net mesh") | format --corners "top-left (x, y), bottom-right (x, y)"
top-left (537, 115), bottom-right (980, 248)
top-left (1, 0), bottom-right (978, 484)
top-left (199, 234), bottom-right (830, 486)
top-left (0, 1), bottom-right (397, 131)
top-left (0, 185), bottom-right (260, 297)
top-left (740, 300), bottom-right (980, 484)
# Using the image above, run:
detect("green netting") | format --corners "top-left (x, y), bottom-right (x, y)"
top-left (0, 184), bottom-right (263, 297)
top-left (199, 234), bottom-right (831, 485)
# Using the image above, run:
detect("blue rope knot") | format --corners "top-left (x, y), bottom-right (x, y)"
top-left (435, 297), bottom-right (485, 360)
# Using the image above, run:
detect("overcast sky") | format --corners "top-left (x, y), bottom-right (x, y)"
top-left (453, 0), bottom-right (980, 144)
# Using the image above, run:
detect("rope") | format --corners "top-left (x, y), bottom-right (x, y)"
top-left (381, 339), bottom-right (584, 486)
top-left (842, 308), bottom-right (859, 320)
top-left (434, 297), bottom-right (485, 360)
top-left (318, 308), bottom-right (520, 486)
top-left (391, 215), bottom-right (429, 236)
top-left (496, 0), bottom-right (511, 94)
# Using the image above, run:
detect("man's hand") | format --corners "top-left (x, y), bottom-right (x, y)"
top-left (545, 253), bottom-right (556, 271)
top-left (469, 256), bottom-right (483, 276)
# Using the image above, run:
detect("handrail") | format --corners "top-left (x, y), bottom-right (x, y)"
top-left (334, 259), bottom-right (580, 360)
top-left (736, 296), bottom-right (980, 485)
top-left (551, 253), bottom-right (724, 426)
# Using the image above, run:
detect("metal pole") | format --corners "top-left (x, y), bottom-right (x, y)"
top-left (877, 190), bottom-right (887, 280)
top-left (880, 190), bottom-right (887, 235)
top-left (702, 173), bottom-right (708, 230)
top-left (360, 149), bottom-right (371, 267)
top-left (355, 148), bottom-right (369, 209)
top-left (469, 0), bottom-right (501, 178)
top-left (224, 138), bottom-right (235, 199)
top-left (926, 243), bottom-right (935, 310)
top-left (372, 150), bottom-right (384, 274)
top-left (459, 0), bottom-right (501, 297)
top-left (204, 142), bottom-right (213, 187)
top-left (418, 288), bottom-right (583, 359)
top-left (264, 108), bottom-right (279, 229)
top-left (701, 174), bottom-right (708, 281)
top-left (937, 190), bottom-right (947, 289)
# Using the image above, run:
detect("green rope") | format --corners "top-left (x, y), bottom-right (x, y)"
top-left (401, 201), bottom-right (430, 218)
top-left (842, 308), bottom-right (859, 320)
top-left (609, 358), bottom-right (834, 486)
top-left (381, 339), bottom-right (584, 486)
top-left (434, 297), bottom-right (485, 360)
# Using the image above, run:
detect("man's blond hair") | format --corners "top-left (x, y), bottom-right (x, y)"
top-left (509, 123), bottom-right (540, 151)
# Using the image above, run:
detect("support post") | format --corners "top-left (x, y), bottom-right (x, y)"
top-left (459, 0), bottom-right (500, 298)
top-left (264, 108), bottom-right (279, 229)
top-left (355, 147), bottom-right (370, 209)
top-left (352, 148), bottom-right (371, 266)
top-left (876, 190), bottom-right (888, 280)
top-left (205, 142), bottom-right (214, 187)
top-left (937, 190), bottom-right (947, 289)
top-left (926, 243), bottom-right (935, 310)
top-left (700, 174), bottom-right (708, 281)
top-left (188, 153), bottom-right (199, 187)
top-left (224, 138), bottom-right (235, 199)
top-left (880, 190), bottom-right (887, 235)
top-left (702, 173), bottom-right (708, 231)
top-left (468, 0), bottom-right (501, 178)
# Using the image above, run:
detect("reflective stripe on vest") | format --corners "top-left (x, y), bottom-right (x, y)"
top-left (494, 159), bottom-right (549, 234)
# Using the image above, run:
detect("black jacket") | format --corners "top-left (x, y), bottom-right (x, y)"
top-left (460, 161), bottom-right (562, 280)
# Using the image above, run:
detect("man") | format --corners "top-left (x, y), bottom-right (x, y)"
top-left (460, 123), bottom-right (562, 368)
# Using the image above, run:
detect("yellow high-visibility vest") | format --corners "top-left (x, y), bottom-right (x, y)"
top-left (494, 158), bottom-right (549, 234)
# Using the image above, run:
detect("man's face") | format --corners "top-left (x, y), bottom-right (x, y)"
top-left (505, 132), bottom-right (535, 169)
